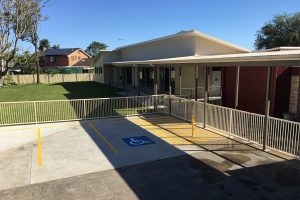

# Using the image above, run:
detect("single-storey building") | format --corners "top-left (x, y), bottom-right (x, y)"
top-left (93, 30), bottom-right (249, 97)
top-left (92, 30), bottom-right (300, 120)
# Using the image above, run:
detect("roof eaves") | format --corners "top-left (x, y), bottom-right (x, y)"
top-left (107, 50), bottom-right (300, 65)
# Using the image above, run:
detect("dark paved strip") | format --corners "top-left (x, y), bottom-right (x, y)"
top-left (1, 152), bottom-right (300, 200)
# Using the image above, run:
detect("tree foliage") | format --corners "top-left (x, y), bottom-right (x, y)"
top-left (255, 12), bottom-right (300, 49)
top-left (39, 38), bottom-right (50, 51)
top-left (22, 0), bottom-right (48, 83)
top-left (85, 41), bottom-right (108, 57)
top-left (16, 51), bottom-right (36, 74)
top-left (0, 0), bottom-right (45, 86)
top-left (51, 44), bottom-right (60, 49)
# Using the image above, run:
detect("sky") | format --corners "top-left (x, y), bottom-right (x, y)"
top-left (35, 0), bottom-right (300, 51)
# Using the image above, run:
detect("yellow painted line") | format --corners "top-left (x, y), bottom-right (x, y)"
top-left (88, 123), bottom-right (119, 154)
top-left (37, 128), bottom-right (42, 167)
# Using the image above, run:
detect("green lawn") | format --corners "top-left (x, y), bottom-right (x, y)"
top-left (0, 81), bottom-right (121, 102)
top-left (0, 82), bottom-right (161, 125)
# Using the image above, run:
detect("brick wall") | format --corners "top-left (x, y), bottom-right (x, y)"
top-left (40, 55), bottom-right (69, 67)
top-left (68, 50), bottom-right (90, 66)
top-left (289, 75), bottom-right (300, 114)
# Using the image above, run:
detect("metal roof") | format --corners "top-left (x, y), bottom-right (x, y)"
top-left (42, 48), bottom-right (92, 58)
top-left (108, 50), bottom-right (300, 67)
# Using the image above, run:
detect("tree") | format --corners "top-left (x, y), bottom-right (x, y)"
top-left (51, 44), bottom-right (60, 49)
top-left (0, 0), bottom-right (36, 86)
top-left (22, 0), bottom-right (48, 84)
top-left (85, 41), bottom-right (108, 57)
top-left (39, 38), bottom-right (50, 51)
top-left (16, 51), bottom-right (36, 74)
top-left (255, 12), bottom-right (300, 49)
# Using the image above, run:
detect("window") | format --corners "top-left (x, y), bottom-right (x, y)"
top-left (49, 56), bottom-right (56, 63)
top-left (40, 57), bottom-right (45, 63)
top-left (95, 67), bottom-right (103, 74)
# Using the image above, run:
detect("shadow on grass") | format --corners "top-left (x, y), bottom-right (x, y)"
top-left (51, 81), bottom-right (122, 99)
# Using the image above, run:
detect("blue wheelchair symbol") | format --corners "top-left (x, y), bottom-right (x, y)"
top-left (122, 136), bottom-right (155, 147)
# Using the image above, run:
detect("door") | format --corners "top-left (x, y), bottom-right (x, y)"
top-left (160, 67), bottom-right (175, 93)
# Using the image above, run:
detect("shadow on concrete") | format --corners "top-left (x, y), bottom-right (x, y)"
top-left (74, 114), bottom-right (300, 200)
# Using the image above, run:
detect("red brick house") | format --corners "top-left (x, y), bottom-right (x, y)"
top-left (40, 48), bottom-right (93, 68)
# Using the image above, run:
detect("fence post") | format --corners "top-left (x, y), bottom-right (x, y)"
top-left (33, 74), bottom-right (35, 83)
top-left (17, 74), bottom-right (20, 84)
top-left (126, 97), bottom-right (129, 117)
top-left (178, 97), bottom-right (181, 116)
top-left (203, 67), bottom-right (208, 129)
top-left (48, 74), bottom-right (50, 84)
top-left (154, 95), bottom-right (157, 112)
top-left (62, 74), bottom-right (64, 82)
top-left (263, 66), bottom-right (272, 150)
top-left (89, 72), bottom-right (91, 81)
top-left (34, 102), bottom-right (38, 124)
top-left (229, 109), bottom-right (233, 138)
top-left (76, 73), bottom-right (78, 82)
top-left (184, 100), bottom-right (187, 119)
top-left (298, 124), bottom-right (300, 159)
top-left (83, 99), bottom-right (87, 119)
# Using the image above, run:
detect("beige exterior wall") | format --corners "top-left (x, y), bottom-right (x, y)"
top-left (101, 35), bottom-right (247, 63)
top-left (195, 37), bottom-right (245, 55)
top-left (120, 36), bottom-right (196, 61)
top-left (173, 65), bottom-right (206, 97)
top-left (92, 54), bottom-right (105, 84)
top-left (102, 51), bottom-right (121, 62)
top-left (9, 74), bottom-right (92, 84)
top-left (94, 74), bottom-right (104, 83)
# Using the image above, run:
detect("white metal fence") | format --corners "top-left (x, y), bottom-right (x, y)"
top-left (168, 96), bottom-right (300, 158)
top-left (179, 86), bottom-right (222, 98)
top-left (0, 95), bottom-right (167, 126)
top-left (1, 94), bottom-right (299, 158)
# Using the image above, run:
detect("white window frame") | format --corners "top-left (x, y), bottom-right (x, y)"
top-left (49, 56), bottom-right (56, 63)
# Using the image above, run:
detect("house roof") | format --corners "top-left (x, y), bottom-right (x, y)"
top-left (116, 29), bottom-right (250, 53)
top-left (42, 48), bottom-right (92, 58)
top-left (108, 49), bottom-right (300, 67)
top-left (254, 47), bottom-right (300, 52)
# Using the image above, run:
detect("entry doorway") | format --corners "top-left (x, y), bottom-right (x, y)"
top-left (126, 67), bottom-right (132, 84)
top-left (160, 67), bottom-right (175, 93)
